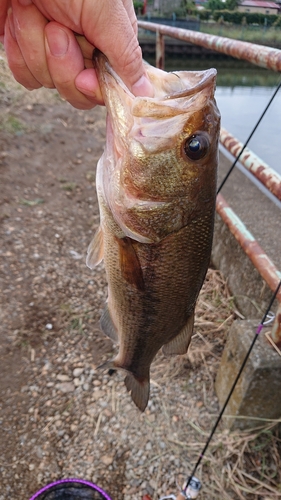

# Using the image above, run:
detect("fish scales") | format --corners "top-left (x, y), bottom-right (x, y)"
top-left (87, 51), bottom-right (220, 411)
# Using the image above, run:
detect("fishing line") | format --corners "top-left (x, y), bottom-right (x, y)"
top-left (182, 279), bottom-right (281, 497)
top-left (217, 78), bottom-right (281, 194)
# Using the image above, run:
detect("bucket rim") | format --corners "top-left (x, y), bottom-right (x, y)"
top-left (29, 477), bottom-right (112, 500)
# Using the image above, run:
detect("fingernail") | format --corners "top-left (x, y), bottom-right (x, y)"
top-left (8, 9), bottom-right (16, 40)
top-left (46, 28), bottom-right (69, 57)
top-left (131, 74), bottom-right (154, 97)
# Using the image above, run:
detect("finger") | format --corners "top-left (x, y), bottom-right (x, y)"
top-left (81, 0), bottom-right (153, 97)
top-left (75, 68), bottom-right (103, 105)
top-left (45, 22), bottom-right (99, 110)
top-left (122, 0), bottom-right (138, 36)
top-left (4, 9), bottom-right (42, 90)
top-left (11, 0), bottom-right (53, 87)
top-left (0, 0), bottom-right (10, 38)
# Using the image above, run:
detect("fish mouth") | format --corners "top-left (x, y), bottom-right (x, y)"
top-left (162, 68), bottom-right (217, 100)
top-left (93, 49), bottom-right (217, 105)
top-left (93, 50), bottom-right (218, 142)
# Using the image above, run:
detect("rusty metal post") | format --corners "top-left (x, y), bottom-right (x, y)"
top-left (216, 193), bottom-right (281, 302)
top-left (220, 127), bottom-right (281, 202)
top-left (156, 30), bottom-right (165, 69)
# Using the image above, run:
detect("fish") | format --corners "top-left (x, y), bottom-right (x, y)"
top-left (87, 51), bottom-right (220, 411)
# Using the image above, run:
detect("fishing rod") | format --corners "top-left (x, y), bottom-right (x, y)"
top-left (142, 280), bottom-right (281, 500)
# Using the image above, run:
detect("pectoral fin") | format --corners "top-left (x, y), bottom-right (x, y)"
top-left (162, 311), bottom-right (194, 355)
top-left (86, 226), bottom-right (104, 269)
top-left (100, 304), bottom-right (118, 342)
top-left (117, 237), bottom-right (144, 291)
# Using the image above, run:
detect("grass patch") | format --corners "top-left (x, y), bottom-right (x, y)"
top-left (61, 182), bottom-right (77, 192)
top-left (20, 198), bottom-right (45, 206)
top-left (0, 114), bottom-right (27, 135)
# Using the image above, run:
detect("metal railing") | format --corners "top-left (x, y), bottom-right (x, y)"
top-left (138, 20), bottom-right (281, 307)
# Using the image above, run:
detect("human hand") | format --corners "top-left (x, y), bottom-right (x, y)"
top-left (0, 0), bottom-right (153, 109)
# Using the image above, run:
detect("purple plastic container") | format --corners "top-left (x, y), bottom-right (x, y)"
top-left (29, 478), bottom-right (112, 500)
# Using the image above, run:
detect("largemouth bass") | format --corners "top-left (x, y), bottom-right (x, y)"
top-left (87, 51), bottom-right (220, 411)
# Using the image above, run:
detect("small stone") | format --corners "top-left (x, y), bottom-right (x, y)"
top-left (56, 374), bottom-right (71, 382)
top-left (73, 377), bottom-right (82, 387)
top-left (92, 390), bottom-right (105, 400)
top-left (37, 473), bottom-right (43, 483)
top-left (29, 464), bottom-right (35, 471)
top-left (86, 405), bottom-right (96, 417)
top-left (93, 380), bottom-right (101, 386)
top-left (149, 479), bottom-right (157, 490)
top-left (45, 323), bottom-right (53, 330)
top-left (56, 382), bottom-right (75, 393)
top-left (101, 455), bottom-right (114, 466)
top-left (73, 367), bottom-right (84, 377)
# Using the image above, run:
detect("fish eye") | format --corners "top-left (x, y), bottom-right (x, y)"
top-left (183, 133), bottom-right (209, 160)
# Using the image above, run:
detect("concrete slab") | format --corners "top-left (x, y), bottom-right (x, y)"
top-left (215, 319), bottom-right (281, 429)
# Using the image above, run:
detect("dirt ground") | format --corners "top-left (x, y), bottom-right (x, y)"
top-left (0, 47), bottom-right (113, 497)
top-left (1, 46), bottom-right (281, 500)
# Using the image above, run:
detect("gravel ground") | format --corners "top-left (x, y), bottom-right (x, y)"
top-left (1, 46), bottom-right (280, 500)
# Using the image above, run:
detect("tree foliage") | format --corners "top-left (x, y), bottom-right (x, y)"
top-left (199, 8), bottom-right (280, 25)
top-left (206, 0), bottom-right (225, 12)
top-left (224, 0), bottom-right (239, 10)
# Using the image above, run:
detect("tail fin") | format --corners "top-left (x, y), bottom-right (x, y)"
top-left (98, 361), bottom-right (150, 411)
top-left (124, 373), bottom-right (150, 412)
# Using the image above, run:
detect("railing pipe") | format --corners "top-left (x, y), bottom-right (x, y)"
top-left (138, 21), bottom-right (281, 72)
top-left (216, 194), bottom-right (281, 302)
top-left (220, 127), bottom-right (281, 202)
top-left (156, 30), bottom-right (165, 70)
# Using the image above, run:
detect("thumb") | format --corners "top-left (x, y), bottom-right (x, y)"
top-left (81, 0), bottom-right (153, 97)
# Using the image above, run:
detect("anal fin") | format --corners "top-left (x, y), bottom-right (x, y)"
top-left (162, 311), bottom-right (194, 356)
top-left (86, 226), bottom-right (104, 269)
top-left (100, 304), bottom-right (119, 342)
top-left (125, 373), bottom-right (150, 412)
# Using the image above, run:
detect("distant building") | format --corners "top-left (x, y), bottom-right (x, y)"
top-left (238, 0), bottom-right (280, 14)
